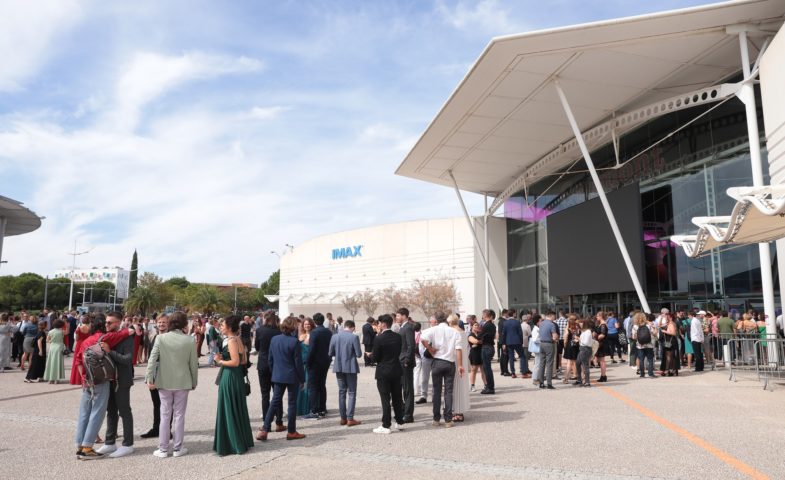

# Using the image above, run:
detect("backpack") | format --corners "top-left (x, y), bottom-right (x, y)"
top-left (636, 325), bottom-right (651, 345)
top-left (83, 335), bottom-right (117, 387)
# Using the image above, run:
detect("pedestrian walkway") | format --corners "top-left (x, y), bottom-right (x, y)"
top-left (0, 359), bottom-right (782, 479)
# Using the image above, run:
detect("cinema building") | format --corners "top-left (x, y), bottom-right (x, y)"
top-left (396, 0), bottom-right (785, 337)
top-left (277, 217), bottom-right (508, 320)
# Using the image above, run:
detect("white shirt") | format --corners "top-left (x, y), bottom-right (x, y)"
top-left (531, 325), bottom-right (540, 345)
top-left (690, 317), bottom-right (704, 343)
top-left (579, 330), bottom-right (593, 347)
top-left (420, 323), bottom-right (462, 362)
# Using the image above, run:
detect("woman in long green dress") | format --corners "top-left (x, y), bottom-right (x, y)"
top-left (296, 318), bottom-right (313, 416)
top-left (43, 319), bottom-right (65, 383)
top-left (213, 315), bottom-right (254, 456)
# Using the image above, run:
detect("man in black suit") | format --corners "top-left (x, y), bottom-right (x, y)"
top-left (97, 311), bottom-right (135, 457)
top-left (305, 312), bottom-right (333, 419)
top-left (498, 309), bottom-right (510, 376)
top-left (254, 311), bottom-right (285, 437)
top-left (371, 314), bottom-right (405, 434)
top-left (362, 317), bottom-right (376, 367)
top-left (396, 308), bottom-right (416, 423)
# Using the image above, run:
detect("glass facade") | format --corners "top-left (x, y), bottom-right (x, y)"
top-left (505, 84), bottom-right (778, 316)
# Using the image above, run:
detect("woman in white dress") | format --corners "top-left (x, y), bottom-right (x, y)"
top-left (448, 315), bottom-right (470, 422)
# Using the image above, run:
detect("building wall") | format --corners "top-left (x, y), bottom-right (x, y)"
top-left (53, 267), bottom-right (131, 299)
top-left (279, 217), bottom-right (507, 321)
top-left (761, 23), bottom-right (785, 306)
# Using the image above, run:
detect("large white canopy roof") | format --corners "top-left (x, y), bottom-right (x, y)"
top-left (0, 195), bottom-right (41, 236)
top-left (396, 0), bottom-right (785, 201)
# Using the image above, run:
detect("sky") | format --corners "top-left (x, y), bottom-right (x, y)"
top-left (0, 0), bottom-right (710, 284)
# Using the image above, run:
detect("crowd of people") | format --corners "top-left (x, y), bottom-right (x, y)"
top-left (0, 304), bottom-right (782, 462)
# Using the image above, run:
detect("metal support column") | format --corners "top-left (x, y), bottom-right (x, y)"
top-left (483, 194), bottom-right (490, 309)
top-left (554, 80), bottom-right (651, 314)
top-left (0, 217), bottom-right (5, 268)
top-left (738, 31), bottom-right (778, 344)
top-left (448, 171), bottom-right (504, 310)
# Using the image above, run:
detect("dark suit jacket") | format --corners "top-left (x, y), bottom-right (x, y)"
top-left (268, 333), bottom-right (305, 385)
top-left (497, 317), bottom-right (507, 343)
top-left (254, 325), bottom-right (281, 373)
top-left (501, 318), bottom-right (524, 346)
top-left (398, 321), bottom-right (416, 368)
top-left (306, 325), bottom-right (332, 370)
top-left (362, 322), bottom-right (376, 348)
top-left (108, 334), bottom-right (135, 388)
top-left (372, 330), bottom-right (403, 380)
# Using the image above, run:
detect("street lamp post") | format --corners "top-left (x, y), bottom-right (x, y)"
top-left (67, 241), bottom-right (92, 311)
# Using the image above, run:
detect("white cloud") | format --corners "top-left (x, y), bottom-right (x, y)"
top-left (435, 0), bottom-right (522, 35)
top-left (0, 0), bottom-right (84, 91)
top-left (246, 106), bottom-right (290, 120)
top-left (112, 52), bottom-right (263, 131)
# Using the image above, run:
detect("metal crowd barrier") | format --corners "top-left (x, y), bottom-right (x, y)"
top-left (754, 339), bottom-right (785, 391)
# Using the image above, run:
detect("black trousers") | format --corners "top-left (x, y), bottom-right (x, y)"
top-left (401, 365), bottom-right (415, 421)
top-left (149, 388), bottom-right (160, 431)
top-left (376, 376), bottom-right (404, 428)
top-left (481, 347), bottom-right (495, 390)
top-left (258, 368), bottom-right (282, 424)
top-left (692, 341), bottom-right (704, 371)
top-left (106, 385), bottom-right (133, 447)
top-left (498, 345), bottom-right (509, 374)
top-left (308, 364), bottom-right (329, 414)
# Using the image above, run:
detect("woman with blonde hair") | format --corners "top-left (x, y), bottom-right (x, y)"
top-left (448, 314), bottom-right (470, 422)
top-left (632, 313), bottom-right (656, 378)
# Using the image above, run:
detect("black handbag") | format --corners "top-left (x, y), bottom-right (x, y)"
top-left (244, 373), bottom-right (251, 396)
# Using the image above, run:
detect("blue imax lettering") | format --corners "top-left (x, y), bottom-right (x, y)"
top-left (332, 245), bottom-right (363, 260)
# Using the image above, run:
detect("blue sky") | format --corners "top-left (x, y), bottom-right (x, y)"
top-left (0, 0), bottom-right (710, 283)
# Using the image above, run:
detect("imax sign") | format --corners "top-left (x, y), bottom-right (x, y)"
top-left (332, 245), bottom-right (363, 260)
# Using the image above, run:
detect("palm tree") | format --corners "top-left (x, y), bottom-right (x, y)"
top-left (124, 285), bottom-right (159, 316)
top-left (189, 285), bottom-right (224, 316)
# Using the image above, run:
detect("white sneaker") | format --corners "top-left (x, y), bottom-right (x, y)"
top-left (372, 426), bottom-right (391, 434)
top-left (152, 449), bottom-right (169, 458)
top-left (96, 444), bottom-right (117, 455)
top-left (394, 423), bottom-right (404, 431)
top-left (109, 446), bottom-right (134, 458)
top-left (173, 447), bottom-right (188, 457)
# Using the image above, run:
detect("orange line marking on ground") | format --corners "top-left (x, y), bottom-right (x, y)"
top-left (600, 386), bottom-right (768, 480)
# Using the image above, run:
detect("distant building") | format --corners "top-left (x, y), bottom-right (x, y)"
top-left (53, 267), bottom-right (131, 299)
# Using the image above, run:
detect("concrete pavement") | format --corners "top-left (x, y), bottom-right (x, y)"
top-left (0, 356), bottom-right (783, 479)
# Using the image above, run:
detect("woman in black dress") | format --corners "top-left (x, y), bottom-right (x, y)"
top-left (562, 314), bottom-right (580, 383)
top-left (24, 322), bottom-right (47, 383)
top-left (594, 311), bottom-right (609, 383)
top-left (467, 322), bottom-right (484, 392)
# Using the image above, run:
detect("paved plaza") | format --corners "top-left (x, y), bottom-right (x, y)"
top-left (1, 357), bottom-right (783, 480)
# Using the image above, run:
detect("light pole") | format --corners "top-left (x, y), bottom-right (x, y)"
top-left (67, 241), bottom-right (92, 311)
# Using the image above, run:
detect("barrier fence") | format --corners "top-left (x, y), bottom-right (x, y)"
top-left (627, 331), bottom-right (785, 389)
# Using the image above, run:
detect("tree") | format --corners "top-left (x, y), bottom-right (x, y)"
top-left (129, 250), bottom-right (138, 293)
top-left (165, 276), bottom-right (190, 289)
top-left (358, 289), bottom-right (381, 318)
top-left (409, 277), bottom-right (461, 318)
top-left (379, 285), bottom-right (410, 314)
top-left (90, 281), bottom-right (116, 304)
top-left (340, 293), bottom-right (361, 320)
top-left (124, 285), bottom-right (162, 316)
top-left (188, 284), bottom-right (225, 316)
top-left (259, 270), bottom-right (280, 309)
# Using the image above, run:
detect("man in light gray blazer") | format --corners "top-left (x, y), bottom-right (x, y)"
top-left (328, 320), bottom-right (362, 426)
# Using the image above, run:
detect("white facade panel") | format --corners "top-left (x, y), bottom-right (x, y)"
top-left (53, 267), bottom-right (131, 299)
top-left (279, 217), bottom-right (507, 321)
